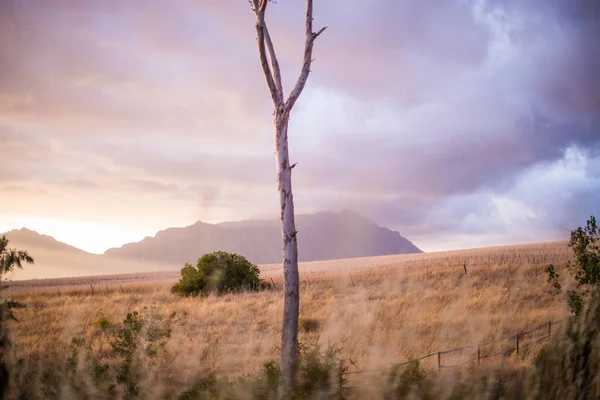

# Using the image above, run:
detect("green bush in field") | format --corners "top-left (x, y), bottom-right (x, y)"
top-left (243, 343), bottom-right (344, 400)
top-left (0, 235), bottom-right (33, 399)
top-left (94, 311), bottom-right (111, 330)
top-left (172, 251), bottom-right (262, 296)
top-left (547, 215), bottom-right (600, 315)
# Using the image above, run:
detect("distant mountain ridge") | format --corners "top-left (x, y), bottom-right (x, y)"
top-left (104, 210), bottom-right (422, 265)
top-left (1, 228), bottom-right (179, 280)
top-left (4, 228), bottom-right (88, 254)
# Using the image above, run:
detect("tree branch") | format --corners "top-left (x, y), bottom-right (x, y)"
top-left (253, 0), bottom-right (281, 106)
top-left (259, 0), bottom-right (268, 13)
top-left (284, 0), bottom-right (327, 112)
top-left (264, 24), bottom-right (283, 102)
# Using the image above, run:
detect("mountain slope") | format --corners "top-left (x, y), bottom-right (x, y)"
top-left (1, 228), bottom-right (179, 280)
top-left (105, 211), bottom-right (422, 265)
top-left (4, 228), bottom-right (88, 254)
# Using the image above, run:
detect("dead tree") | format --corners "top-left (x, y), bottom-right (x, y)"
top-left (250, 0), bottom-right (326, 397)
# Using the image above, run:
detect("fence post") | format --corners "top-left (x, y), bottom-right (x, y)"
top-left (477, 345), bottom-right (481, 365)
top-left (548, 321), bottom-right (552, 337)
top-left (105, 285), bottom-right (109, 294)
top-left (437, 352), bottom-right (441, 369)
top-left (90, 284), bottom-right (95, 296)
top-left (120, 284), bottom-right (124, 293)
top-left (57, 287), bottom-right (61, 297)
top-left (516, 334), bottom-right (520, 355)
top-left (463, 264), bottom-right (467, 274)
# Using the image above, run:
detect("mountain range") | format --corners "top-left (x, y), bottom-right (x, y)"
top-left (3, 211), bottom-right (421, 280)
top-left (104, 211), bottom-right (422, 265)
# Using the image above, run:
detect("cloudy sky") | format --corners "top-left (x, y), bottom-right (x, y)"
top-left (1, 0), bottom-right (598, 253)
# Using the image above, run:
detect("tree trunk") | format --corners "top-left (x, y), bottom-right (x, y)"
top-left (249, 2), bottom-right (325, 397)
top-left (275, 116), bottom-right (299, 398)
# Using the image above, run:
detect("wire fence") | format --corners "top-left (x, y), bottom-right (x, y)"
top-left (335, 317), bottom-right (573, 398)
top-left (342, 317), bottom-right (571, 378)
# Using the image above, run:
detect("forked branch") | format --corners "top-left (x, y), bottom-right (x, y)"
top-left (252, 0), bottom-right (281, 105)
top-left (264, 25), bottom-right (283, 103)
top-left (252, 0), bottom-right (326, 112)
top-left (285, 0), bottom-right (327, 112)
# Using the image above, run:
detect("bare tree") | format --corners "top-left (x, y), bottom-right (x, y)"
top-left (250, 0), bottom-right (326, 397)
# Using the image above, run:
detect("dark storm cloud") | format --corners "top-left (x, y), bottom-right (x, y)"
top-left (484, 0), bottom-right (600, 115)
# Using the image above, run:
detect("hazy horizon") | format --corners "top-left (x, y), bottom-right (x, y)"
top-left (3, 212), bottom-right (568, 256)
top-left (1, 0), bottom-right (598, 256)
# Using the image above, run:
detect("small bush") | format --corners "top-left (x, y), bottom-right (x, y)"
top-left (62, 307), bottom-right (173, 400)
top-left (242, 343), bottom-right (343, 399)
top-left (94, 311), bottom-right (110, 329)
top-left (172, 251), bottom-right (262, 296)
top-left (547, 215), bottom-right (600, 315)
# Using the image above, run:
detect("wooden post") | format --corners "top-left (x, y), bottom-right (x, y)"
top-left (437, 352), bottom-right (441, 369)
top-left (463, 264), bottom-right (467, 274)
top-left (477, 345), bottom-right (480, 365)
top-left (548, 321), bottom-right (552, 337)
top-left (90, 284), bottom-right (95, 296)
top-left (105, 285), bottom-right (109, 294)
top-left (516, 334), bottom-right (520, 355)
top-left (120, 284), bottom-right (124, 293)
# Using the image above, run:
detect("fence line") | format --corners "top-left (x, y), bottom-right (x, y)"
top-left (342, 317), bottom-right (571, 378)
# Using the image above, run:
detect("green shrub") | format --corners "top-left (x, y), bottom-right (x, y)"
top-left (94, 311), bottom-right (110, 330)
top-left (109, 307), bottom-right (171, 398)
top-left (62, 307), bottom-right (173, 400)
top-left (547, 215), bottom-right (600, 315)
top-left (242, 343), bottom-right (343, 400)
top-left (172, 251), bottom-right (262, 296)
top-left (65, 334), bottom-right (112, 398)
top-left (0, 235), bottom-right (34, 398)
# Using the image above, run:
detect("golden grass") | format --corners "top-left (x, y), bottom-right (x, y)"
top-left (6, 241), bottom-right (571, 291)
top-left (4, 241), bottom-right (573, 398)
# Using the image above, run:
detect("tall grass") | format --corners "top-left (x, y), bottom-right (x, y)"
top-left (2, 242), bottom-right (573, 398)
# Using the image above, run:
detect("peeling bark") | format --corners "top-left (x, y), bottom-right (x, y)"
top-left (275, 119), bottom-right (299, 396)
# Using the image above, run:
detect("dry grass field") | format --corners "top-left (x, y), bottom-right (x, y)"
top-left (6, 240), bottom-right (572, 292)
top-left (3, 241), bottom-right (575, 398)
